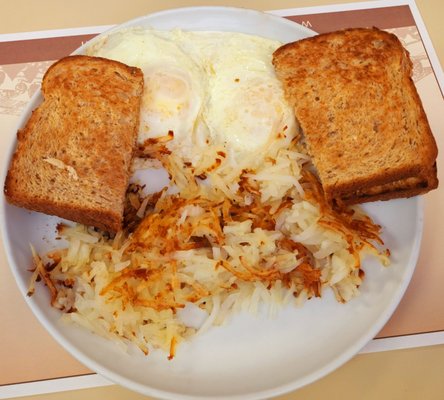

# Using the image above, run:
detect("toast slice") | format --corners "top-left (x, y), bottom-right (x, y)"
top-left (272, 28), bottom-right (438, 205)
top-left (4, 55), bottom-right (144, 232)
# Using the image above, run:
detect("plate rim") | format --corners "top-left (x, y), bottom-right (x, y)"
top-left (0, 6), bottom-right (423, 400)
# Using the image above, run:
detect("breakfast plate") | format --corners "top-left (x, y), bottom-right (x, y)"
top-left (0, 7), bottom-right (422, 400)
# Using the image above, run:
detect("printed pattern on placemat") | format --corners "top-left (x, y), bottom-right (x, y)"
top-left (387, 26), bottom-right (433, 82)
top-left (0, 61), bottom-right (52, 116)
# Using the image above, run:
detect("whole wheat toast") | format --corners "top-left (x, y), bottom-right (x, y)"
top-left (273, 28), bottom-right (438, 205)
top-left (4, 55), bottom-right (144, 232)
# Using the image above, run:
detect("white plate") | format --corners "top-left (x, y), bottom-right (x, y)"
top-left (0, 7), bottom-right (422, 400)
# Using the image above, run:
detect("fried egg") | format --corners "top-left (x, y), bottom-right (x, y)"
top-left (193, 32), bottom-right (295, 156)
top-left (88, 29), bottom-right (296, 170)
top-left (88, 29), bottom-right (205, 148)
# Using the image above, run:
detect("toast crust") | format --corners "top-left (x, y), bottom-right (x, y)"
top-left (339, 163), bottom-right (438, 205)
top-left (4, 55), bottom-right (144, 232)
top-left (273, 28), bottom-right (438, 205)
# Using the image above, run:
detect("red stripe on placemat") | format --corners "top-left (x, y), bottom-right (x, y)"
top-left (0, 34), bottom-right (98, 65)
top-left (0, 5), bottom-right (416, 65)
top-left (285, 5), bottom-right (415, 33)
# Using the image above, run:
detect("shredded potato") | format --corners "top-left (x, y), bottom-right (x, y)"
top-left (30, 135), bottom-right (388, 358)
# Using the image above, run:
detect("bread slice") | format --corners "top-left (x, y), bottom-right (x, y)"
top-left (4, 55), bottom-right (144, 232)
top-left (272, 28), bottom-right (438, 205)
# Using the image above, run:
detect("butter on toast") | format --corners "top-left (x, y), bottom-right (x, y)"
top-left (4, 55), bottom-right (144, 232)
top-left (273, 28), bottom-right (438, 205)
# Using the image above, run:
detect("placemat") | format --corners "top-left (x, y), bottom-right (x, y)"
top-left (1, 0), bottom-right (442, 397)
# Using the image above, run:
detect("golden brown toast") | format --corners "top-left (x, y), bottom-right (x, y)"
top-left (4, 55), bottom-right (144, 232)
top-left (273, 28), bottom-right (438, 205)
